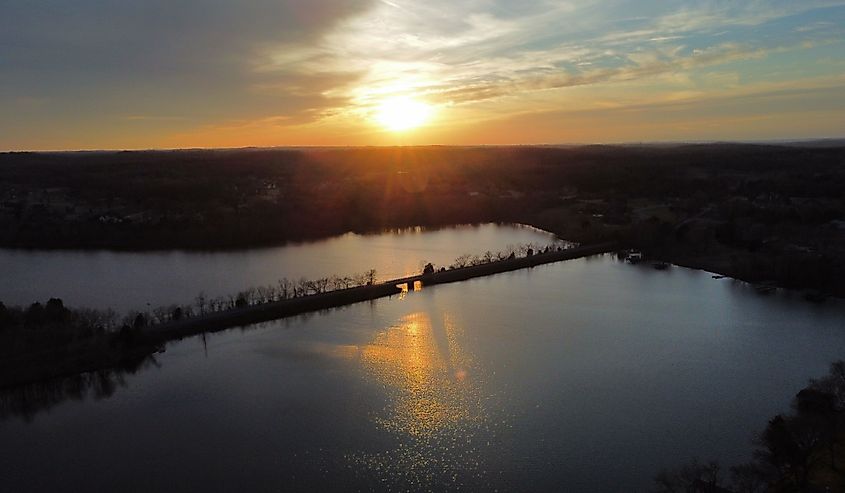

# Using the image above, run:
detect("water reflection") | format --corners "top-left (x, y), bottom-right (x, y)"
top-left (361, 312), bottom-right (479, 436)
top-left (350, 311), bottom-right (501, 489)
top-left (0, 223), bottom-right (557, 312)
top-left (3, 254), bottom-right (845, 491)
top-left (0, 356), bottom-right (157, 422)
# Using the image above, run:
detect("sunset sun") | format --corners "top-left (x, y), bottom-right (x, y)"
top-left (374, 96), bottom-right (433, 132)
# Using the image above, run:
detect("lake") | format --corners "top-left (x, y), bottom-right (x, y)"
top-left (0, 223), bottom-right (560, 313)
top-left (2, 225), bottom-right (845, 491)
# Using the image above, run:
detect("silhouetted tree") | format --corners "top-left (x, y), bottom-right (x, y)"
top-left (44, 298), bottom-right (69, 324)
top-left (654, 459), bottom-right (724, 492)
top-left (662, 361), bottom-right (845, 491)
top-left (151, 306), bottom-right (169, 324)
top-left (728, 462), bottom-right (773, 493)
top-left (278, 278), bottom-right (293, 299)
top-left (800, 375), bottom-right (843, 470)
top-left (195, 292), bottom-right (208, 315)
top-left (452, 254), bottom-right (471, 268)
top-left (24, 302), bottom-right (45, 329)
top-left (757, 414), bottom-right (822, 488)
top-left (0, 302), bottom-right (11, 331)
top-left (309, 277), bottom-right (330, 294)
top-left (808, 360), bottom-right (845, 410)
top-left (256, 286), bottom-right (273, 303)
top-left (295, 277), bottom-right (308, 297)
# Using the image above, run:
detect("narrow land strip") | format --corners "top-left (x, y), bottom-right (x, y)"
top-left (0, 242), bottom-right (616, 388)
top-left (149, 242), bottom-right (617, 343)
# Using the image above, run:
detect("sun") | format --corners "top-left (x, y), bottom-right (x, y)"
top-left (374, 96), bottom-right (434, 132)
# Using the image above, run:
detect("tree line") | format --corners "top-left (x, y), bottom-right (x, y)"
top-left (1, 241), bottom-right (570, 353)
top-left (442, 241), bottom-right (570, 270)
top-left (122, 268), bottom-right (378, 329)
top-left (0, 298), bottom-right (118, 354)
top-left (128, 241), bottom-right (568, 328)
top-left (655, 360), bottom-right (845, 492)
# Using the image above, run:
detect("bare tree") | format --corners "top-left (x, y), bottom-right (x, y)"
top-left (452, 254), bottom-right (471, 268)
top-left (256, 286), bottom-right (272, 304)
top-left (329, 275), bottom-right (345, 291)
top-left (195, 291), bottom-right (208, 315)
top-left (244, 287), bottom-right (258, 305)
top-left (278, 278), bottom-right (293, 300)
top-left (295, 277), bottom-right (309, 297)
top-left (306, 278), bottom-right (330, 294)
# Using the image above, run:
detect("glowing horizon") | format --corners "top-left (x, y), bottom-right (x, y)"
top-left (2, 1), bottom-right (845, 151)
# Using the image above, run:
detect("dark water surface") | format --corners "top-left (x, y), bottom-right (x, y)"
top-left (0, 224), bottom-right (558, 313)
top-left (2, 253), bottom-right (845, 491)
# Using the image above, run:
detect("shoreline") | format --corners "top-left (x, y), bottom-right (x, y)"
top-left (649, 249), bottom-right (845, 300)
top-left (3, 217), bottom-right (840, 299)
top-left (0, 242), bottom-right (616, 389)
top-left (0, 220), bottom-right (525, 253)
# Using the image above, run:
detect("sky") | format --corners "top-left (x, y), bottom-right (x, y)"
top-left (2, 0), bottom-right (845, 150)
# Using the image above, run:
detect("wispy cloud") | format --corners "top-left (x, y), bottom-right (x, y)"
top-left (1, 0), bottom-right (844, 148)
top-left (278, 0), bottom-right (845, 116)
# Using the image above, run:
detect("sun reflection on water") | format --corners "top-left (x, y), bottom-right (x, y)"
top-left (347, 311), bottom-right (504, 489)
top-left (361, 312), bottom-right (477, 436)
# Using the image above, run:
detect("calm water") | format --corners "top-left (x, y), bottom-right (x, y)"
top-left (2, 252), bottom-right (845, 492)
top-left (0, 223), bottom-right (558, 313)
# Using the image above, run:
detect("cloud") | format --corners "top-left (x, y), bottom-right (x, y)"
top-left (0, 0), bottom-right (377, 126)
top-left (423, 43), bottom-right (755, 105)
top-left (0, 0), bottom-right (374, 73)
top-left (1, 0), bottom-right (844, 148)
top-left (297, 0), bottom-right (845, 113)
top-left (423, 75), bottom-right (845, 144)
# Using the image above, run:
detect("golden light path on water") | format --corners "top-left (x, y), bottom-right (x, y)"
top-left (362, 312), bottom-right (475, 436)
top-left (346, 308), bottom-right (506, 489)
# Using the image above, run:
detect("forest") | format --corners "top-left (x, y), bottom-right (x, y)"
top-left (1, 144), bottom-right (844, 295)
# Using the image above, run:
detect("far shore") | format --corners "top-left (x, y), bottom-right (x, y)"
top-left (3, 217), bottom-right (840, 300)
top-left (3, 145), bottom-right (842, 298)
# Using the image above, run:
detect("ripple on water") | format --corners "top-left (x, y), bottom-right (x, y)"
top-left (346, 311), bottom-right (509, 490)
